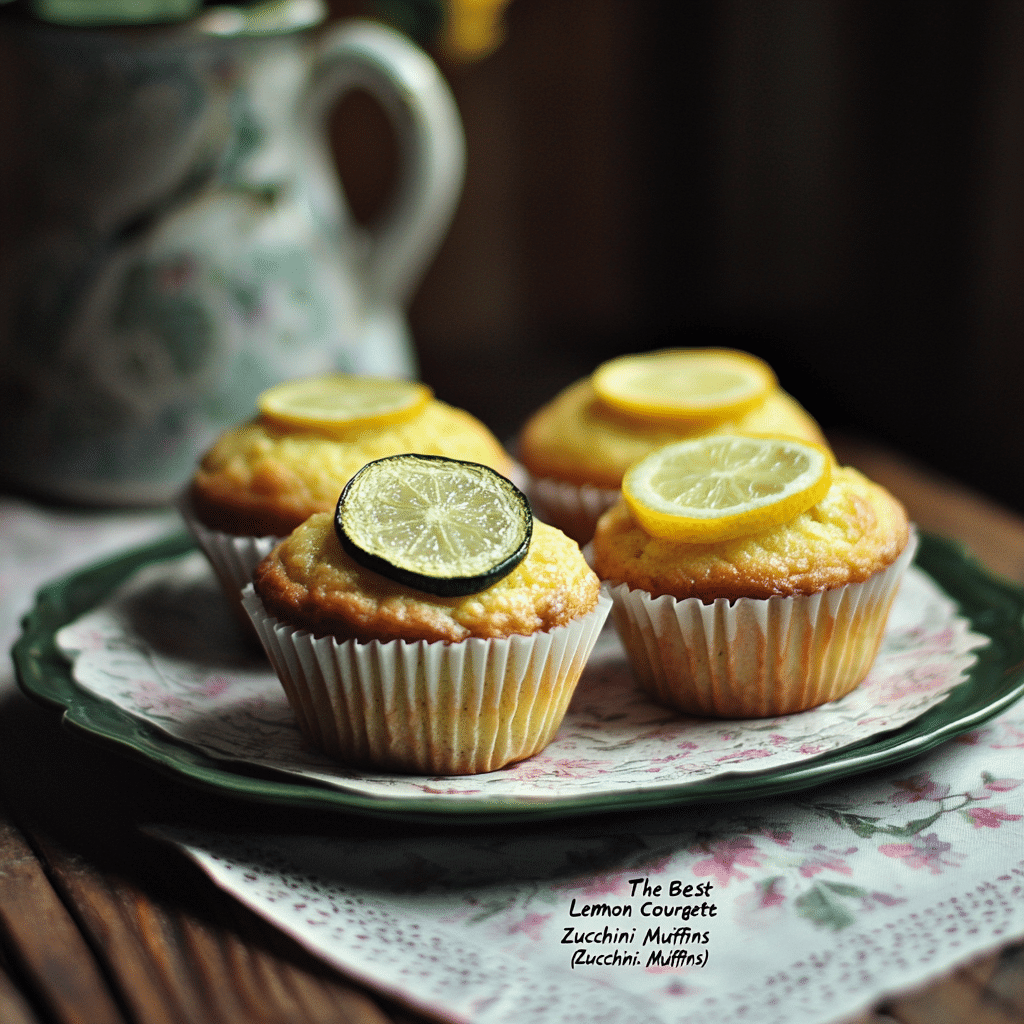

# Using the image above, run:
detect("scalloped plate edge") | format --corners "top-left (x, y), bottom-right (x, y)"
top-left (12, 531), bottom-right (1024, 824)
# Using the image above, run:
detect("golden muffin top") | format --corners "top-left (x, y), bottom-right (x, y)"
top-left (518, 378), bottom-right (825, 489)
top-left (190, 399), bottom-right (514, 537)
top-left (592, 465), bottom-right (910, 602)
top-left (255, 512), bottom-right (601, 643)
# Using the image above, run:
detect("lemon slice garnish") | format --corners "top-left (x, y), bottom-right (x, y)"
top-left (258, 374), bottom-right (433, 434)
top-left (622, 434), bottom-right (833, 543)
top-left (592, 348), bottom-right (777, 424)
top-left (335, 454), bottom-right (533, 597)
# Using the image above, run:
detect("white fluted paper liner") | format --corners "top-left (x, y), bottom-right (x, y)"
top-left (179, 495), bottom-right (280, 598)
top-left (240, 585), bottom-right (612, 775)
top-left (524, 473), bottom-right (619, 545)
top-left (606, 531), bottom-right (918, 718)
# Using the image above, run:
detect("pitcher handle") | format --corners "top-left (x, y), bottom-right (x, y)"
top-left (305, 18), bottom-right (465, 310)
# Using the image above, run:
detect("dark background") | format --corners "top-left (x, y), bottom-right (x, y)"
top-left (330, 0), bottom-right (1024, 511)
top-left (0, 0), bottom-right (1019, 510)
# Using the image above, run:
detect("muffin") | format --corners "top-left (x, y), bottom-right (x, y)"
top-left (518, 348), bottom-right (826, 543)
top-left (182, 374), bottom-right (516, 613)
top-left (591, 439), bottom-right (914, 718)
top-left (242, 456), bottom-right (610, 774)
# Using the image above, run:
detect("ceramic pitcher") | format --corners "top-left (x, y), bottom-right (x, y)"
top-left (0, 1), bottom-right (464, 504)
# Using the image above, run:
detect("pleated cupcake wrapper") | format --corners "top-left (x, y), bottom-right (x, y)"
top-left (241, 586), bottom-right (612, 775)
top-left (525, 473), bottom-right (619, 546)
top-left (606, 531), bottom-right (918, 718)
top-left (179, 497), bottom-right (281, 596)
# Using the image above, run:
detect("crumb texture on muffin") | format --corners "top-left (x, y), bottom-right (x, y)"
top-left (255, 513), bottom-right (600, 643)
top-left (593, 466), bottom-right (910, 602)
top-left (518, 378), bottom-right (826, 488)
top-left (190, 399), bottom-right (514, 536)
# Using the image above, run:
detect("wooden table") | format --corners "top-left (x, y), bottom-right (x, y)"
top-left (1, 432), bottom-right (1023, 1024)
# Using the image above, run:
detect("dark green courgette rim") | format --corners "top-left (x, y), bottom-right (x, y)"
top-left (334, 454), bottom-right (533, 598)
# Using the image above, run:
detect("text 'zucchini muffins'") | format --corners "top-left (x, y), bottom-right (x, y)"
top-left (243, 456), bottom-right (610, 775)
top-left (518, 348), bottom-right (826, 544)
top-left (183, 373), bottom-right (516, 612)
top-left (592, 435), bottom-right (914, 718)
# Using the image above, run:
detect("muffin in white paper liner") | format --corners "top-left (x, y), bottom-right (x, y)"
top-left (525, 473), bottom-right (618, 546)
top-left (241, 584), bottom-right (612, 775)
top-left (606, 531), bottom-right (918, 718)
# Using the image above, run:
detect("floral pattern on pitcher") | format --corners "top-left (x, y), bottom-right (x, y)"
top-left (0, 9), bottom-right (464, 502)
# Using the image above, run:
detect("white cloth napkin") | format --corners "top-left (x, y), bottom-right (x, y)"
top-left (0, 495), bottom-right (174, 687)
top-left (152, 713), bottom-right (1024, 1024)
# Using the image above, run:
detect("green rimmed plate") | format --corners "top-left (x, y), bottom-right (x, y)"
top-left (12, 532), bottom-right (1024, 824)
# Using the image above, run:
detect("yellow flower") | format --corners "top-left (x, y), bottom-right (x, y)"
top-left (438, 0), bottom-right (513, 61)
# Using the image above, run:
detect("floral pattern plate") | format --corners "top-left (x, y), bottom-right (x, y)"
top-left (13, 532), bottom-right (1024, 823)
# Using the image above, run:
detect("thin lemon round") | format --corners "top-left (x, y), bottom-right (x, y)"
top-left (335, 454), bottom-right (533, 597)
top-left (622, 434), bottom-right (833, 543)
top-left (258, 374), bottom-right (433, 434)
top-left (592, 348), bottom-right (777, 424)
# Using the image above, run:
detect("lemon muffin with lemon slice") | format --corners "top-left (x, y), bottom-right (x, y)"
top-left (518, 348), bottom-right (826, 543)
top-left (184, 373), bottom-right (516, 615)
top-left (592, 434), bottom-right (914, 718)
top-left (243, 454), bottom-right (610, 775)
